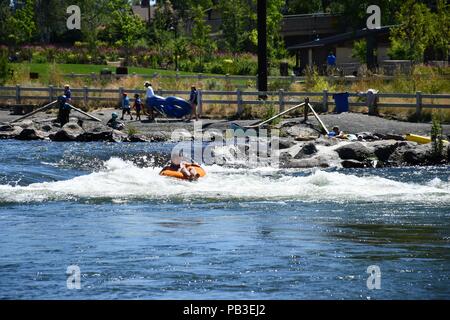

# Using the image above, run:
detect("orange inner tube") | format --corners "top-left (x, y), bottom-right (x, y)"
top-left (160, 164), bottom-right (206, 180)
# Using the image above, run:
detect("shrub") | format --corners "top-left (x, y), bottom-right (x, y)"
top-left (431, 111), bottom-right (444, 160)
top-left (0, 52), bottom-right (10, 85)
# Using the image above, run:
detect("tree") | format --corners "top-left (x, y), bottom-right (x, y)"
top-left (7, 0), bottom-right (37, 45)
top-left (0, 0), bottom-right (12, 45)
top-left (191, 5), bottom-right (216, 65)
top-left (352, 39), bottom-right (367, 64)
top-left (250, 0), bottom-right (287, 60)
top-left (389, 0), bottom-right (435, 62)
top-left (107, 1), bottom-right (146, 64)
top-left (34, 0), bottom-right (71, 43)
top-left (218, 0), bottom-right (255, 52)
top-left (327, 0), bottom-right (403, 30)
top-left (286, 0), bottom-right (323, 14)
top-left (79, 0), bottom-right (112, 53)
top-left (0, 51), bottom-right (10, 85)
top-left (428, 0), bottom-right (450, 61)
top-left (150, 0), bottom-right (176, 45)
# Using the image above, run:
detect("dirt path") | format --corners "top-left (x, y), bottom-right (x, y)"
top-left (1, 108), bottom-right (449, 138)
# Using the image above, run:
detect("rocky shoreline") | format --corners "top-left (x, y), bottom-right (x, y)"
top-left (275, 123), bottom-right (450, 168)
top-left (1, 111), bottom-right (449, 169)
top-left (0, 120), bottom-right (168, 143)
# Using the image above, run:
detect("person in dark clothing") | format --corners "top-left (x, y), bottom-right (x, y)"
top-left (188, 86), bottom-right (199, 122)
top-left (57, 95), bottom-right (71, 126)
top-left (133, 94), bottom-right (143, 121)
top-left (64, 85), bottom-right (72, 102)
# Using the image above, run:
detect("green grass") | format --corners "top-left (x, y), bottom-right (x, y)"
top-left (11, 62), bottom-right (216, 77)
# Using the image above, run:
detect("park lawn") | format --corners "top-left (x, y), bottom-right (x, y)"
top-left (11, 62), bottom-right (216, 79)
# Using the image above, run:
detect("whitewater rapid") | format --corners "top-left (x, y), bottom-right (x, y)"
top-left (0, 157), bottom-right (449, 204)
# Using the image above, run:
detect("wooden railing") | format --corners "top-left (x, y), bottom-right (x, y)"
top-left (0, 86), bottom-right (449, 117)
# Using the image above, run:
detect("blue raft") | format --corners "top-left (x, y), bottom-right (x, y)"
top-left (148, 95), bottom-right (192, 118)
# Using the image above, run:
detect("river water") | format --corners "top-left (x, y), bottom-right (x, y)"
top-left (0, 140), bottom-right (449, 299)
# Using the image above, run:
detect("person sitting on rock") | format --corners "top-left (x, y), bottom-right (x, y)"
top-left (107, 112), bottom-right (124, 130)
top-left (328, 126), bottom-right (346, 139)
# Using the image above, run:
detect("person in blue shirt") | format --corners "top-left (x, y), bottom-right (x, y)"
top-left (327, 52), bottom-right (336, 75)
top-left (64, 85), bottom-right (72, 102)
top-left (121, 92), bottom-right (133, 121)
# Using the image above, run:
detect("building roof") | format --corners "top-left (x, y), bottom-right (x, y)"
top-left (287, 26), bottom-right (394, 50)
top-left (132, 5), bottom-right (156, 22)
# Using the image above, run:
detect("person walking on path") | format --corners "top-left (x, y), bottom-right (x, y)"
top-left (133, 93), bottom-right (143, 121)
top-left (188, 86), bottom-right (199, 122)
top-left (121, 92), bottom-right (133, 121)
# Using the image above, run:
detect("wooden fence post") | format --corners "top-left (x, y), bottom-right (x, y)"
top-left (49, 85), bottom-right (54, 102)
top-left (279, 89), bottom-right (285, 112)
top-left (119, 87), bottom-right (124, 105)
top-left (303, 97), bottom-right (309, 122)
top-left (322, 89), bottom-right (329, 113)
top-left (15, 85), bottom-right (21, 104)
top-left (415, 91), bottom-right (422, 118)
top-left (198, 89), bottom-right (203, 117)
top-left (236, 89), bottom-right (243, 116)
top-left (83, 86), bottom-right (89, 105)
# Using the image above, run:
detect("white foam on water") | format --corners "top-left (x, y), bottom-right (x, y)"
top-left (0, 158), bottom-right (449, 204)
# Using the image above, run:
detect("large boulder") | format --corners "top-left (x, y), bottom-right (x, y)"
top-left (341, 160), bottom-right (367, 168)
top-left (273, 137), bottom-right (297, 150)
top-left (0, 125), bottom-right (22, 139)
top-left (40, 124), bottom-right (54, 132)
top-left (50, 123), bottom-right (84, 141)
top-left (294, 142), bottom-right (318, 159)
top-left (282, 125), bottom-right (318, 140)
top-left (389, 142), bottom-right (432, 166)
top-left (77, 130), bottom-right (113, 142)
top-left (282, 156), bottom-right (331, 169)
top-left (369, 140), bottom-right (404, 162)
top-left (16, 128), bottom-right (46, 140)
top-left (336, 142), bottom-right (375, 161)
top-left (374, 133), bottom-right (405, 141)
top-left (356, 132), bottom-right (380, 141)
top-left (14, 120), bottom-right (34, 129)
top-left (315, 137), bottom-right (340, 147)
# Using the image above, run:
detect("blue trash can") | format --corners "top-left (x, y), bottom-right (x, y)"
top-left (333, 92), bottom-right (349, 113)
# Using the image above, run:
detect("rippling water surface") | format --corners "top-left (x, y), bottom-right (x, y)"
top-left (0, 140), bottom-right (449, 299)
